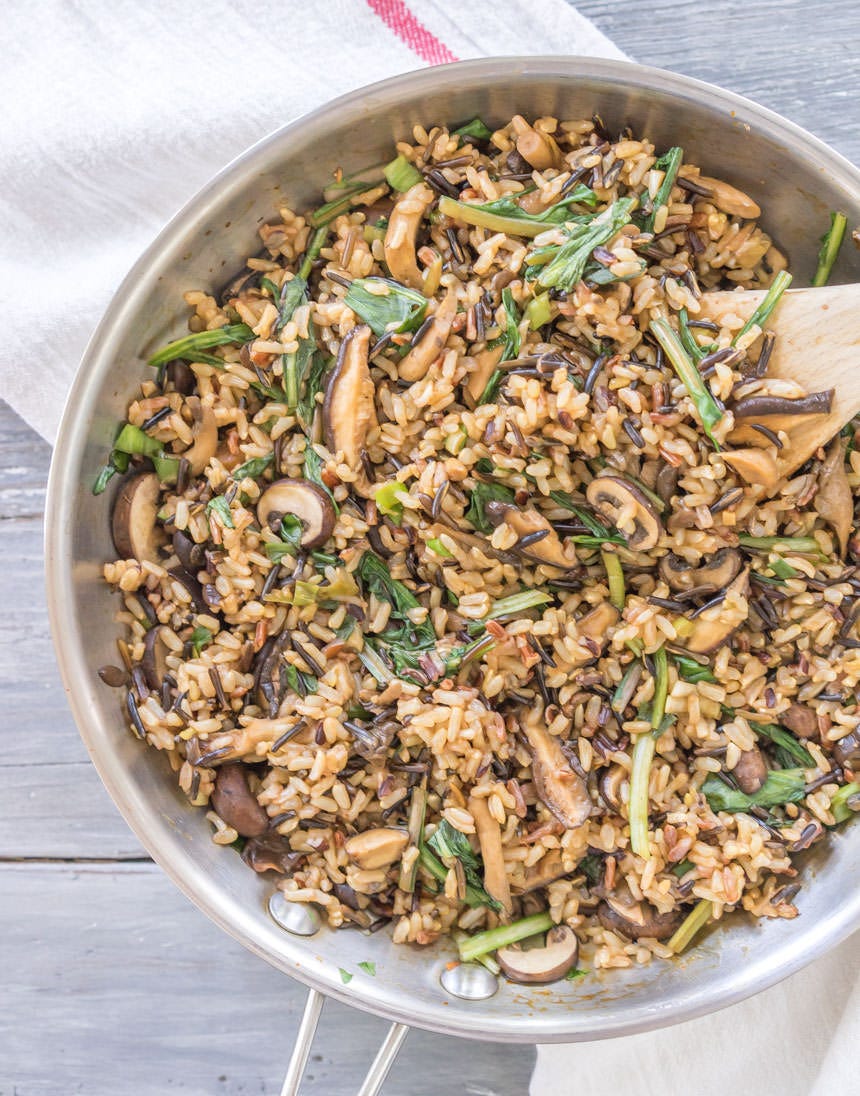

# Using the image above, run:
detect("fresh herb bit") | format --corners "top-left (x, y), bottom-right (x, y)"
top-left (427, 536), bottom-right (453, 558)
top-left (611, 661), bottom-right (642, 712)
top-left (767, 557), bottom-right (799, 580)
top-left (93, 448), bottom-right (131, 495)
top-left (384, 154), bottom-right (423, 192)
top-left (830, 782), bottom-right (860, 824)
top-left (206, 495), bottom-right (235, 529)
top-left (276, 226), bottom-right (329, 330)
top-left (284, 664), bottom-right (318, 695)
top-left (579, 853), bottom-right (603, 886)
top-left (428, 820), bottom-right (502, 912)
top-left (601, 549), bottom-right (625, 611)
top-left (357, 645), bottom-right (395, 685)
top-left (673, 654), bottom-right (716, 684)
top-left (548, 493), bottom-right (626, 545)
top-left (454, 117), bottom-right (493, 142)
top-left (264, 541), bottom-right (297, 563)
top-left (526, 292), bottom-right (551, 330)
top-left (148, 324), bottom-right (254, 369)
top-left (738, 534), bottom-right (821, 554)
top-left (536, 197), bottom-right (636, 291)
top-left (438, 186), bottom-right (597, 239)
top-left (457, 911), bottom-right (554, 963)
top-left (313, 549), bottom-right (342, 568)
top-left (443, 633), bottom-right (497, 675)
top-left (374, 481), bottom-right (405, 524)
top-left (702, 768), bottom-right (807, 813)
top-left (190, 626), bottom-right (213, 657)
top-left (565, 968), bottom-right (587, 981)
top-left (344, 277), bottom-right (427, 337)
top-left (474, 457), bottom-right (495, 474)
top-left (643, 146), bottom-right (683, 232)
top-left (484, 589), bottom-right (551, 621)
top-left (259, 276), bottom-right (280, 299)
top-left (279, 513), bottom-right (304, 553)
top-left (476, 371), bottom-right (504, 407)
top-left (339, 968), bottom-right (353, 985)
top-left (232, 453), bottom-right (274, 481)
top-left (418, 842), bottom-right (499, 910)
top-left (151, 453), bottom-right (180, 484)
top-left (356, 551), bottom-right (436, 674)
top-left (583, 258), bottom-right (647, 287)
top-left (733, 270), bottom-right (793, 345)
top-left (357, 960), bottom-right (377, 977)
top-left (671, 859), bottom-right (695, 878)
top-left (812, 211), bottom-right (848, 287)
top-left (668, 898), bottom-right (713, 955)
top-left (465, 481), bottom-right (516, 533)
top-left (750, 722), bottom-right (814, 767)
top-left (650, 316), bottom-right (723, 446)
top-left (303, 446), bottom-right (338, 512)
top-left (651, 647), bottom-right (669, 731)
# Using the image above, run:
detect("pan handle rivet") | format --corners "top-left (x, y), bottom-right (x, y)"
top-left (440, 962), bottom-right (498, 1000)
top-left (268, 892), bottom-right (322, 936)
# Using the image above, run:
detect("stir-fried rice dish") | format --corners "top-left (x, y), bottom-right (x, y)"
top-left (97, 112), bottom-right (859, 983)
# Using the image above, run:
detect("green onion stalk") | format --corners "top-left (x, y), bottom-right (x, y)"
top-left (629, 647), bottom-right (669, 859)
top-left (650, 317), bottom-right (723, 446)
top-left (601, 549), bottom-right (626, 611)
top-left (668, 898), bottom-right (713, 954)
top-left (733, 270), bottom-right (792, 345)
top-left (457, 911), bottom-right (554, 963)
top-left (812, 212), bottom-right (848, 287)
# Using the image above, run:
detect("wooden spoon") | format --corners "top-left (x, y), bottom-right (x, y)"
top-left (698, 284), bottom-right (860, 475)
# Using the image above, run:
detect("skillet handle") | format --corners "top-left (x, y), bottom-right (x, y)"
top-left (280, 988), bottom-right (409, 1096)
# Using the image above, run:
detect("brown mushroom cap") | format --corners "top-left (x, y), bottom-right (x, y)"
top-left (833, 728), bottom-right (860, 767)
top-left (111, 471), bottom-right (166, 563)
top-left (659, 548), bottom-right (742, 596)
top-left (484, 501), bottom-right (579, 570)
top-left (241, 833), bottom-right (301, 874)
top-left (399, 286), bottom-right (458, 383)
top-left (599, 764), bottom-right (627, 812)
top-left (585, 476), bottom-right (662, 551)
top-left (323, 324), bottom-right (378, 496)
top-left (256, 478), bottom-right (336, 550)
top-left (597, 897), bottom-right (683, 941)
top-left (172, 528), bottom-right (206, 572)
top-left (684, 568), bottom-right (750, 654)
top-left (183, 396), bottom-right (219, 475)
top-left (780, 704), bottom-right (819, 741)
top-left (496, 925), bottom-right (579, 984)
top-left (344, 827), bottom-right (409, 870)
top-left (732, 746), bottom-right (768, 795)
top-left (141, 626), bottom-right (170, 693)
top-left (522, 715), bottom-right (592, 830)
top-left (210, 763), bottom-right (269, 837)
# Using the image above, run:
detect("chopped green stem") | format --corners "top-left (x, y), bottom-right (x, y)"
top-left (751, 722), bottom-right (814, 767)
top-left (148, 324), bottom-right (253, 368)
top-left (644, 147), bottom-right (682, 232)
top-left (526, 292), bottom-right (551, 330)
top-left (384, 154), bottom-right (423, 192)
top-left (454, 118), bottom-right (493, 142)
top-left (630, 731), bottom-right (658, 859)
top-left (113, 423), bottom-right (162, 458)
top-left (651, 646), bottom-right (669, 730)
top-left (733, 270), bottom-right (792, 344)
top-left (357, 645), bottom-right (395, 685)
top-left (537, 198), bottom-right (636, 291)
top-left (427, 536), bottom-right (453, 558)
top-left (457, 911), bottom-right (554, 964)
top-left (602, 550), bottom-right (626, 611)
top-left (831, 781), bottom-right (860, 824)
top-left (485, 589), bottom-right (551, 621)
top-left (813, 211), bottom-right (848, 287)
top-left (417, 846), bottom-right (493, 909)
top-left (738, 535), bottom-right (821, 554)
top-left (650, 317), bottom-right (723, 445)
top-left (283, 353), bottom-right (299, 410)
top-left (310, 183), bottom-right (378, 228)
top-left (438, 187), bottom-right (596, 240)
top-left (399, 778), bottom-right (428, 893)
top-left (668, 899), bottom-right (713, 954)
top-left (677, 307), bottom-right (709, 363)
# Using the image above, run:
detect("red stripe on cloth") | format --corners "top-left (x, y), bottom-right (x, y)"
top-left (366, 0), bottom-right (459, 65)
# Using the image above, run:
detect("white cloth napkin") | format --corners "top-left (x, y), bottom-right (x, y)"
top-left (2, 3), bottom-right (856, 1094)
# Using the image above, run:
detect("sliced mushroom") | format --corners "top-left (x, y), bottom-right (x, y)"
top-left (521, 713), bottom-right (592, 830)
top-left (111, 472), bottom-right (166, 563)
top-left (655, 463), bottom-right (681, 505)
top-left (833, 728), bottom-right (860, 768)
top-left (323, 324), bottom-right (378, 496)
top-left (510, 850), bottom-right (568, 895)
top-left (659, 548), bottom-right (742, 596)
top-left (465, 345), bottom-right (504, 406)
top-left (597, 896), bottom-right (683, 941)
top-left (510, 115), bottom-right (563, 172)
top-left (344, 827), bottom-right (409, 870)
top-left (695, 175), bottom-right (761, 219)
top-left (780, 703), bottom-right (819, 741)
top-left (183, 396), bottom-right (219, 475)
top-left (241, 834), bottom-right (301, 874)
top-left (722, 448), bottom-right (780, 491)
top-left (141, 626), bottom-right (170, 693)
top-left (585, 476), bottom-right (662, 551)
top-left (469, 794), bottom-right (512, 916)
top-left (210, 762), bottom-right (269, 837)
top-left (599, 764), bottom-right (627, 812)
top-left (577, 602), bottom-right (620, 649)
top-left (684, 568), bottom-right (750, 654)
top-left (815, 438), bottom-right (852, 557)
top-left (496, 925), bottom-right (579, 985)
top-left (399, 286), bottom-right (458, 383)
top-left (484, 502), bottom-right (579, 570)
top-left (383, 182), bottom-right (434, 289)
top-left (165, 360), bottom-right (196, 396)
top-left (172, 528), bottom-right (206, 572)
top-left (256, 478), bottom-right (336, 550)
top-left (732, 746), bottom-right (768, 795)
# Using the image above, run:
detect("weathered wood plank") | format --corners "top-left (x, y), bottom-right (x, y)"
top-left (0, 862), bottom-right (535, 1096)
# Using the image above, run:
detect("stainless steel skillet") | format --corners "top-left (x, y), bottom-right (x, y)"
top-left (45, 56), bottom-right (860, 1094)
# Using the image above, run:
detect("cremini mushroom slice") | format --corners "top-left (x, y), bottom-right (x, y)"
top-left (695, 175), bottom-right (761, 219)
top-left (599, 764), bottom-right (627, 812)
top-left (383, 182), bottom-right (434, 289)
top-left (256, 478), bottom-right (336, 550)
top-left (732, 746), bottom-right (768, 795)
top-left (469, 793), bottom-right (512, 916)
top-left (344, 827), bottom-right (409, 870)
top-left (659, 547), bottom-right (742, 596)
top-left (521, 712), bottom-right (592, 830)
top-left (111, 471), bottom-right (166, 563)
top-left (510, 114), bottom-right (562, 171)
top-left (399, 285), bottom-right (458, 382)
top-left (323, 324), bottom-right (378, 496)
top-left (484, 501), bottom-right (579, 570)
top-left (814, 438), bottom-right (852, 557)
top-left (577, 602), bottom-right (620, 649)
top-left (585, 475), bottom-right (663, 551)
top-left (241, 834), bottom-right (301, 874)
top-left (496, 925), bottom-right (579, 984)
top-left (210, 762), bottom-right (269, 837)
top-left (141, 626), bottom-right (170, 693)
top-left (597, 896), bottom-right (683, 941)
top-left (780, 703), bottom-right (819, 741)
top-left (722, 448), bottom-right (780, 491)
top-left (510, 850), bottom-right (568, 895)
top-left (465, 345), bottom-right (503, 406)
top-left (683, 568), bottom-right (750, 654)
top-left (183, 396), bottom-right (219, 474)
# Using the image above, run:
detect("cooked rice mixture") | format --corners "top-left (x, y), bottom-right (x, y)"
top-left (99, 113), bottom-right (860, 979)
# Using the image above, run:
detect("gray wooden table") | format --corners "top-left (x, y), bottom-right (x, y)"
top-left (2, 3), bottom-right (859, 1093)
